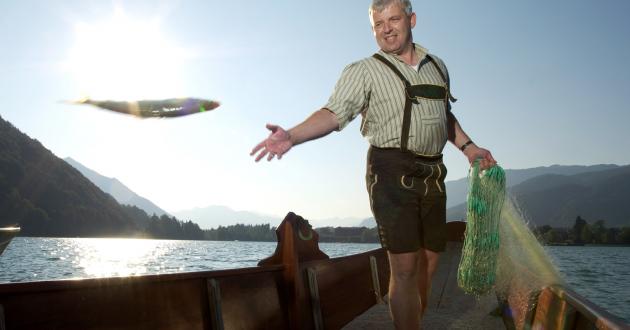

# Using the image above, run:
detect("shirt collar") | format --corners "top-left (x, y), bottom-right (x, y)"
top-left (378, 43), bottom-right (428, 66)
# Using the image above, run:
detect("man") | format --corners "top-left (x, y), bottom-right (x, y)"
top-left (251, 0), bottom-right (495, 328)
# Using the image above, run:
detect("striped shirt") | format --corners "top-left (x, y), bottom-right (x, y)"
top-left (324, 43), bottom-right (453, 156)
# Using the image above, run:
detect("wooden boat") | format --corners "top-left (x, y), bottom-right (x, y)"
top-left (0, 213), bottom-right (388, 329)
top-left (0, 213), bottom-right (628, 329)
top-left (0, 227), bottom-right (20, 256)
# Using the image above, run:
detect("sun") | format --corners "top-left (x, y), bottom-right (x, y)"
top-left (66, 8), bottom-right (189, 100)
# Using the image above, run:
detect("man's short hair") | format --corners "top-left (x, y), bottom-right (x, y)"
top-left (369, 0), bottom-right (413, 16)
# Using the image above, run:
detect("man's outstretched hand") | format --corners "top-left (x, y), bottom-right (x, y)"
top-left (250, 124), bottom-right (293, 162)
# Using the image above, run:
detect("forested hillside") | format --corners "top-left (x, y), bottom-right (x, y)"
top-left (0, 115), bottom-right (202, 239)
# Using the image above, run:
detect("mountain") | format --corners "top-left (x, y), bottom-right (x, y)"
top-left (172, 205), bottom-right (282, 229)
top-left (509, 166), bottom-right (630, 227)
top-left (64, 157), bottom-right (167, 216)
top-left (172, 206), bottom-right (366, 229)
top-left (0, 115), bottom-right (140, 236)
top-left (310, 216), bottom-right (365, 228)
top-left (445, 164), bottom-right (619, 208)
top-left (0, 115), bottom-right (205, 239)
top-left (447, 165), bottom-right (630, 228)
top-left (358, 217), bottom-right (376, 228)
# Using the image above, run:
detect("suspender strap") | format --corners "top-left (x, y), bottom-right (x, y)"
top-left (425, 54), bottom-right (457, 103)
top-left (372, 52), bottom-right (454, 153)
top-left (372, 53), bottom-right (414, 152)
top-left (372, 53), bottom-right (412, 87)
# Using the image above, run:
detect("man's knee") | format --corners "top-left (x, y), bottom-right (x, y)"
top-left (419, 248), bottom-right (440, 269)
top-left (393, 268), bottom-right (417, 282)
top-left (389, 251), bottom-right (420, 282)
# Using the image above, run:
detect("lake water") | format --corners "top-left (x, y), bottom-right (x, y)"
top-left (544, 245), bottom-right (630, 323)
top-left (1, 238), bottom-right (628, 323)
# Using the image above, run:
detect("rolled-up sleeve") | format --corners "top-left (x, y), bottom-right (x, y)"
top-left (323, 61), bottom-right (370, 131)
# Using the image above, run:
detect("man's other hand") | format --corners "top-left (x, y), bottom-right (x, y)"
top-left (464, 145), bottom-right (497, 170)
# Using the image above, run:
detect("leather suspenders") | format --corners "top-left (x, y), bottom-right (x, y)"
top-left (372, 53), bottom-right (455, 153)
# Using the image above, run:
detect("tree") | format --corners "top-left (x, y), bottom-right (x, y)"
top-left (617, 227), bottom-right (630, 244)
top-left (541, 228), bottom-right (568, 244)
top-left (182, 220), bottom-right (204, 240)
top-left (580, 224), bottom-right (593, 244)
top-left (591, 220), bottom-right (607, 244)
top-left (535, 225), bottom-right (552, 242)
top-left (572, 216), bottom-right (588, 244)
top-left (606, 228), bottom-right (620, 244)
top-left (360, 227), bottom-right (379, 243)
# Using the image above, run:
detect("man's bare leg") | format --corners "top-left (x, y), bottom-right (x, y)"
top-left (387, 251), bottom-right (420, 329)
top-left (417, 248), bottom-right (440, 316)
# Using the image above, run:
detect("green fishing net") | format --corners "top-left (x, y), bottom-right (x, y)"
top-left (457, 160), bottom-right (507, 296)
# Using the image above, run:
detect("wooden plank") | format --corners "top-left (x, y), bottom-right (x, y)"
top-left (543, 286), bottom-right (630, 330)
top-left (257, 212), bottom-right (330, 330)
top-left (428, 241), bottom-right (462, 309)
top-left (305, 249), bottom-right (389, 330)
top-left (428, 222), bottom-right (467, 310)
top-left (306, 268), bottom-right (324, 330)
top-left (258, 212), bottom-right (329, 266)
top-left (532, 288), bottom-right (577, 330)
top-left (0, 265), bottom-right (283, 295)
top-left (0, 266), bottom-right (286, 330)
top-left (344, 237), bottom-right (504, 330)
top-left (446, 221), bottom-right (466, 242)
top-left (206, 279), bottom-right (224, 330)
top-left (1, 276), bottom-right (210, 329)
top-left (369, 256), bottom-right (384, 304)
top-left (218, 272), bottom-right (288, 330)
top-left (574, 313), bottom-right (598, 330)
top-left (0, 303), bottom-right (5, 330)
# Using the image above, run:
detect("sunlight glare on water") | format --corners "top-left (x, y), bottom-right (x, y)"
top-left (74, 238), bottom-right (162, 277)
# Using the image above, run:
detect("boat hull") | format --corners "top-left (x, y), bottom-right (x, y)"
top-left (1, 216), bottom-right (627, 329)
top-left (0, 213), bottom-right (388, 330)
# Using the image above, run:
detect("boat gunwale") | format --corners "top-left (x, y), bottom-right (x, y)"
top-left (544, 284), bottom-right (630, 329)
top-left (300, 247), bottom-right (385, 268)
top-left (0, 247), bottom-right (386, 295)
top-left (0, 263), bottom-right (284, 293)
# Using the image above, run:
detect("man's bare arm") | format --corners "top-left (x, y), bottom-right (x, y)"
top-left (251, 108), bottom-right (339, 162)
top-left (288, 108), bottom-right (340, 146)
top-left (446, 111), bottom-right (496, 168)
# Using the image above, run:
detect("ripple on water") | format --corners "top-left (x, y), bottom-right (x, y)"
top-left (546, 246), bottom-right (630, 323)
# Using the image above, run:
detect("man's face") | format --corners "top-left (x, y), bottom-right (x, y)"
top-left (371, 3), bottom-right (416, 55)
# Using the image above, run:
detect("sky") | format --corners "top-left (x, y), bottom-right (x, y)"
top-left (1, 0), bottom-right (629, 225)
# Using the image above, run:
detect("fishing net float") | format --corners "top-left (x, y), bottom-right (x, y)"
top-left (66, 97), bottom-right (220, 118)
top-left (457, 160), bottom-right (507, 296)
